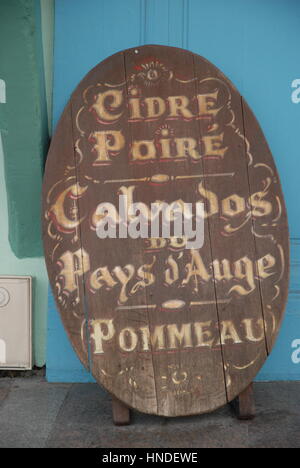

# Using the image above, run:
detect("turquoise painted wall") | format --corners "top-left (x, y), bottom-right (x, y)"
top-left (47, 0), bottom-right (300, 382)
top-left (0, 0), bottom-right (48, 259)
top-left (0, 0), bottom-right (54, 366)
top-left (0, 135), bottom-right (48, 366)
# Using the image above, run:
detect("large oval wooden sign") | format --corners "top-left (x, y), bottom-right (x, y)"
top-left (43, 45), bottom-right (289, 416)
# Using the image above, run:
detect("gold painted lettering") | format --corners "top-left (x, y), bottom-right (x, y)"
top-left (131, 140), bottom-right (156, 160)
top-left (167, 95), bottom-right (194, 118)
top-left (119, 327), bottom-right (138, 352)
top-left (130, 257), bottom-right (156, 294)
top-left (197, 90), bottom-right (222, 118)
top-left (92, 89), bottom-right (123, 122)
top-left (257, 254), bottom-right (276, 279)
top-left (92, 130), bottom-right (125, 163)
top-left (167, 323), bottom-right (193, 349)
top-left (174, 137), bottom-right (201, 160)
top-left (89, 266), bottom-right (117, 291)
top-left (182, 249), bottom-right (211, 290)
top-left (222, 194), bottom-right (246, 218)
top-left (112, 265), bottom-right (135, 304)
top-left (202, 133), bottom-right (227, 158)
top-left (250, 190), bottom-right (273, 217)
top-left (58, 248), bottom-right (90, 294)
top-left (160, 138), bottom-right (172, 158)
top-left (194, 321), bottom-right (214, 347)
top-left (229, 256), bottom-right (255, 295)
top-left (49, 184), bottom-right (87, 232)
top-left (129, 97), bottom-right (143, 120)
top-left (91, 319), bottom-right (115, 354)
top-left (220, 320), bottom-right (242, 344)
top-left (140, 325), bottom-right (165, 351)
top-left (144, 97), bottom-right (166, 118)
top-left (242, 318), bottom-right (265, 342)
top-left (213, 259), bottom-right (233, 282)
top-left (165, 255), bottom-right (179, 285)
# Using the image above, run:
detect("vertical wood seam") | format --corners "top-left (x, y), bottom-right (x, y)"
top-left (191, 54), bottom-right (229, 404)
top-left (122, 50), bottom-right (159, 413)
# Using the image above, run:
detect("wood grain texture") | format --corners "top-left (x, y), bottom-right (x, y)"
top-left (230, 383), bottom-right (256, 420)
top-left (42, 102), bottom-right (89, 370)
top-left (111, 396), bottom-right (131, 426)
top-left (42, 45), bottom-right (289, 417)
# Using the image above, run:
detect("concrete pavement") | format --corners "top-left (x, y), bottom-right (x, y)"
top-left (0, 377), bottom-right (299, 448)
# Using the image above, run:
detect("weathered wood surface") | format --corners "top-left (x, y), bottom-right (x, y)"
top-left (111, 396), bottom-right (131, 426)
top-left (42, 45), bottom-right (289, 417)
top-left (230, 383), bottom-right (256, 420)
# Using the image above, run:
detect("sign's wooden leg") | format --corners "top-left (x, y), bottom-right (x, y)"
top-left (230, 383), bottom-right (255, 420)
top-left (111, 396), bottom-right (131, 426)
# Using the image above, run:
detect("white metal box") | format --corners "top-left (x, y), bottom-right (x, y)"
top-left (0, 276), bottom-right (32, 370)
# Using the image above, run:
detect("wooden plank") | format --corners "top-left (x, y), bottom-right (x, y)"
top-left (111, 396), bottom-right (131, 426)
top-left (122, 46), bottom-right (227, 416)
top-left (70, 52), bottom-right (158, 414)
top-left (42, 102), bottom-right (89, 369)
top-left (192, 57), bottom-right (269, 402)
top-left (241, 99), bottom-right (290, 352)
top-left (230, 383), bottom-right (255, 420)
top-left (42, 45), bottom-right (289, 418)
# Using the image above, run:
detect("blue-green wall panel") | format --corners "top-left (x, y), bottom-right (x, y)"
top-left (0, 0), bottom-right (49, 258)
top-left (53, 0), bottom-right (142, 126)
top-left (47, 0), bottom-right (300, 382)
